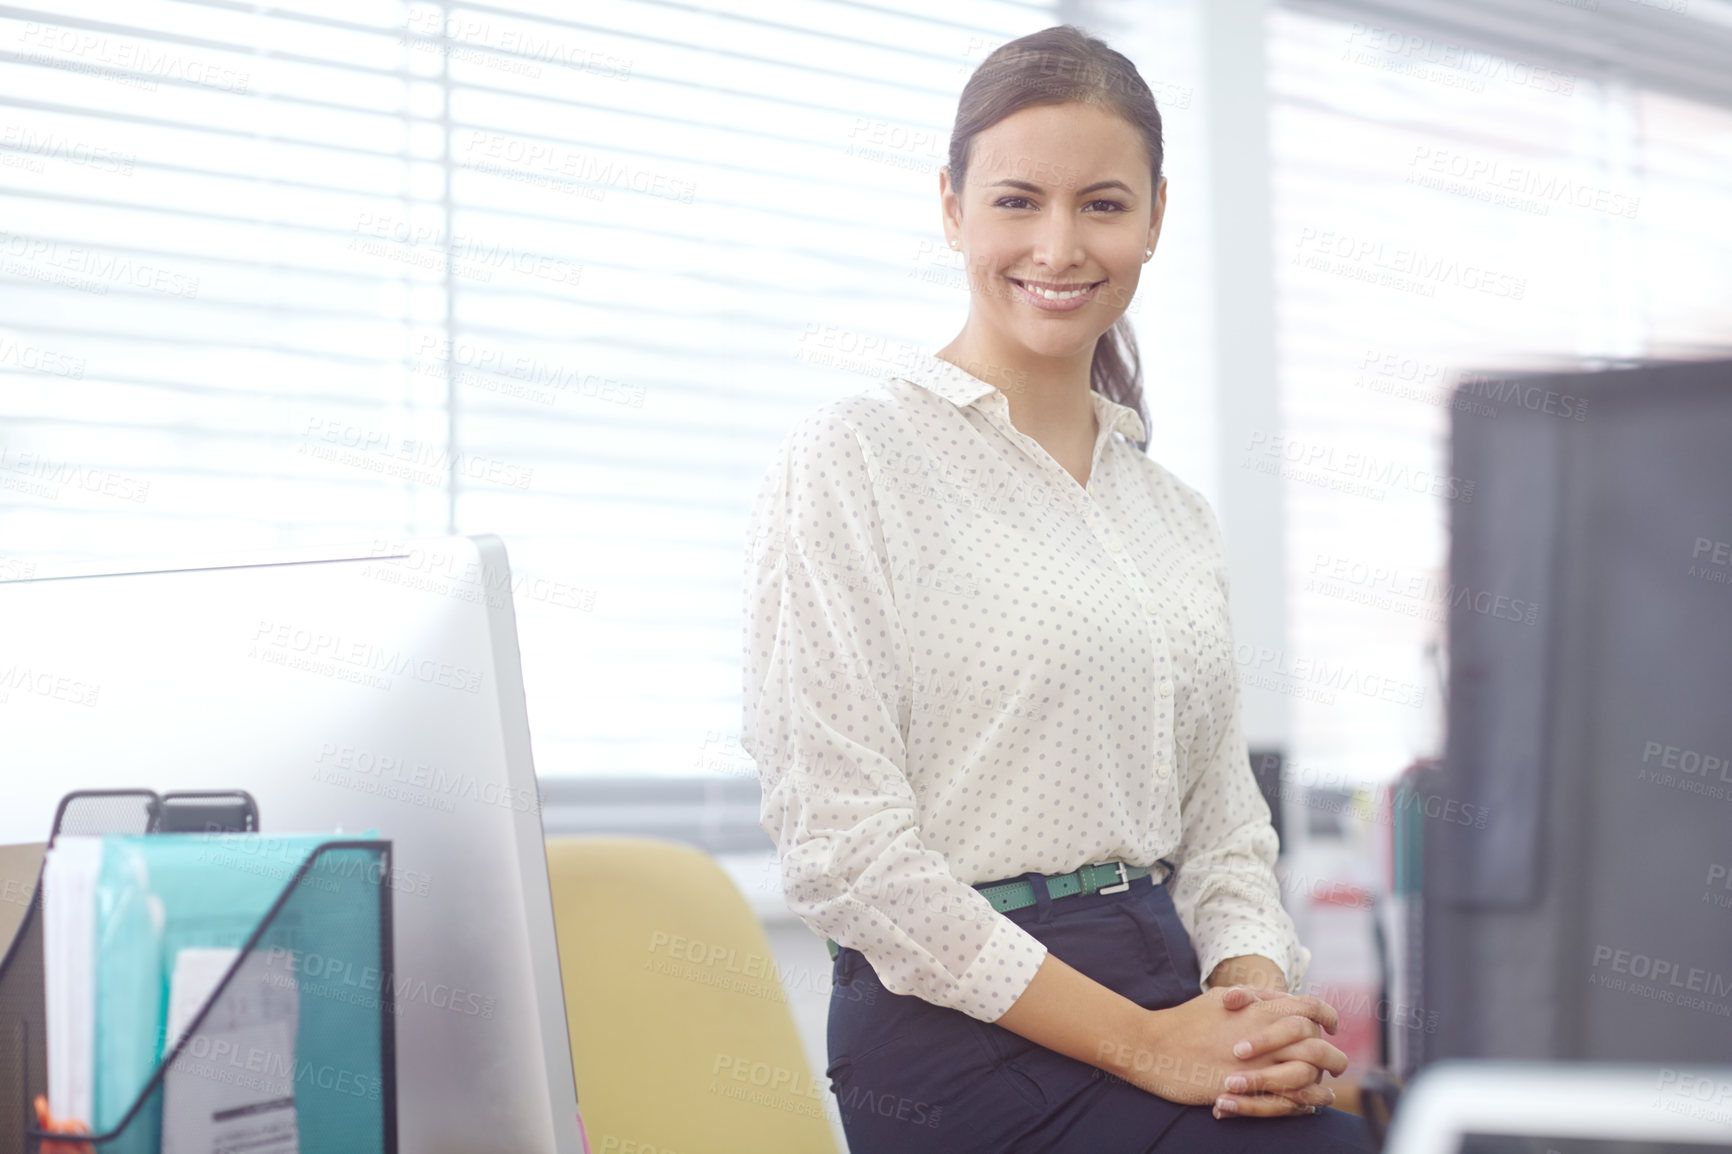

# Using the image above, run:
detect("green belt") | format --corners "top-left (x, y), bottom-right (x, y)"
top-left (825, 861), bottom-right (1158, 962)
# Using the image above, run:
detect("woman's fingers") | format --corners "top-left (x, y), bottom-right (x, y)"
top-left (1230, 1010), bottom-right (1322, 1060)
top-left (1221, 1057), bottom-right (1319, 1096)
top-left (1228, 1038), bottom-right (1350, 1091)
top-left (1283, 1081), bottom-right (1338, 1109)
top-left (1215, 1081), bottom-right (1337, 1119)
top-left (1267, 993), bottom-right (1340, 1034)
top-left (1218, 983), bottom-right (1298, 1011)
top-left (1230, 994), bottom-right (1340, 1056)
top-left (1217, 985), bottom-right (1262, 1011)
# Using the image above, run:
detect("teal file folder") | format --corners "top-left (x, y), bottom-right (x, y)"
top-left (4, 789), bottom-right (396, 1154)
top-left (93, 833), bottom-right (365, 1150)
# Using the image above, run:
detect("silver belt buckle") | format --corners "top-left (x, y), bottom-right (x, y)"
top-left (1098, 861), bottom-right (1130, 894)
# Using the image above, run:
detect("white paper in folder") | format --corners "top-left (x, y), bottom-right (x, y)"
top-left (41, 836), bottom-right (101, 1128)
top-left (161, 948), bottom-right (300, 1154)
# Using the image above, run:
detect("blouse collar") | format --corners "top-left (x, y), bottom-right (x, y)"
top-left (898, 349), bottom-right (1147, 445)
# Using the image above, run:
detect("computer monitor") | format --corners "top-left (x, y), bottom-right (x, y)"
top-left (1420, 359), bottom-right (1732, 1070)
top-left (0, 535), bottom-right (585, 1153)
top-left (1384, 1061), bottom-right (1732, 1154)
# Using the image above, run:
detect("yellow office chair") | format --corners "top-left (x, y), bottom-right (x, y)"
top-left (544, 835), bottom-right (840, 1154)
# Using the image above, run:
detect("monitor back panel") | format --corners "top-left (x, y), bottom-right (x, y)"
top-left (1426, 360), bottom-right (1732, 1067)
top-left (0, 538), bottom-right (578, 1152)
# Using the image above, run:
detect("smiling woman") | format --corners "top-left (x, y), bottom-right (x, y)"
top-left (936, 93), bottom-right (1166, 489)
top-left (936, 31), bottom-right (1168, 476)
top-left (742, 24), bottom-right (1373, 1154)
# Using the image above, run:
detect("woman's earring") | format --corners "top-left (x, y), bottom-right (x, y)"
top-left (1144, 248), bottom-right (1153, 262)
top-left (950, 238), bottom-right (959, 248)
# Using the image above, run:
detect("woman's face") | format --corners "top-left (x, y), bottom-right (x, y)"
top-left (940, 100), bottom-right (1166, 364)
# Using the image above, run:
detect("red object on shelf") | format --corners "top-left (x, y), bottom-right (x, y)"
top-left (32, 1094), bottom-right (93, 1154)
top-left (1311, 881), bottom-right (1373, 908)
top-left (1305, 881), bottom-right (1382, 1077)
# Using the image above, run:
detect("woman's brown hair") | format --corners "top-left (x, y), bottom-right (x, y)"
top-left (947, 24), bottom-right (1163, 452)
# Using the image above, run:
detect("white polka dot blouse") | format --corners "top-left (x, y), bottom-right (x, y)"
top-left (739, 349), bottom-right (1311, 1024)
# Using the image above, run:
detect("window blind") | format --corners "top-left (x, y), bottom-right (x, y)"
top-left (1265, 2), bottom-right (1732, 785)
top-left (1279, 0), bottom-right (1732, 111)
top-left (0, 0), bottom-right (1080, 778)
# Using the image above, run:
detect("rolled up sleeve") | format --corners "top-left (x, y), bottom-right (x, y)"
top-left (740, 410), bottom-right (1048, 1022)
top-left (1166, 509), bottom-right (1312, 996)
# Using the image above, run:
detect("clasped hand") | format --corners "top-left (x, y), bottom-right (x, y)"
top-left (1126, 985), bottom-right (1346, 1119)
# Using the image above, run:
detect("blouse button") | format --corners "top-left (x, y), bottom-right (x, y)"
top-left (1106, 537), bottom-right (1123, 554)
top-left (1144, 601), bottom-right (1158, 615)
top-left (1158, 679), bottom-right (1174, 698)
top-left (1156, 763), bottom-right (1172, 781)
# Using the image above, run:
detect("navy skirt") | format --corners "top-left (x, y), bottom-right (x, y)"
top-left (825, 870), bottom-right (1375, 1153)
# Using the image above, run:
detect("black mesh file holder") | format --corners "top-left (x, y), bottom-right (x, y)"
top-left (0, 792), bottom-right (396, 1154)
top-left (0, 790), bottom-right (159, 1154)
top-left (0, 880), bottom-right (46, 1154)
